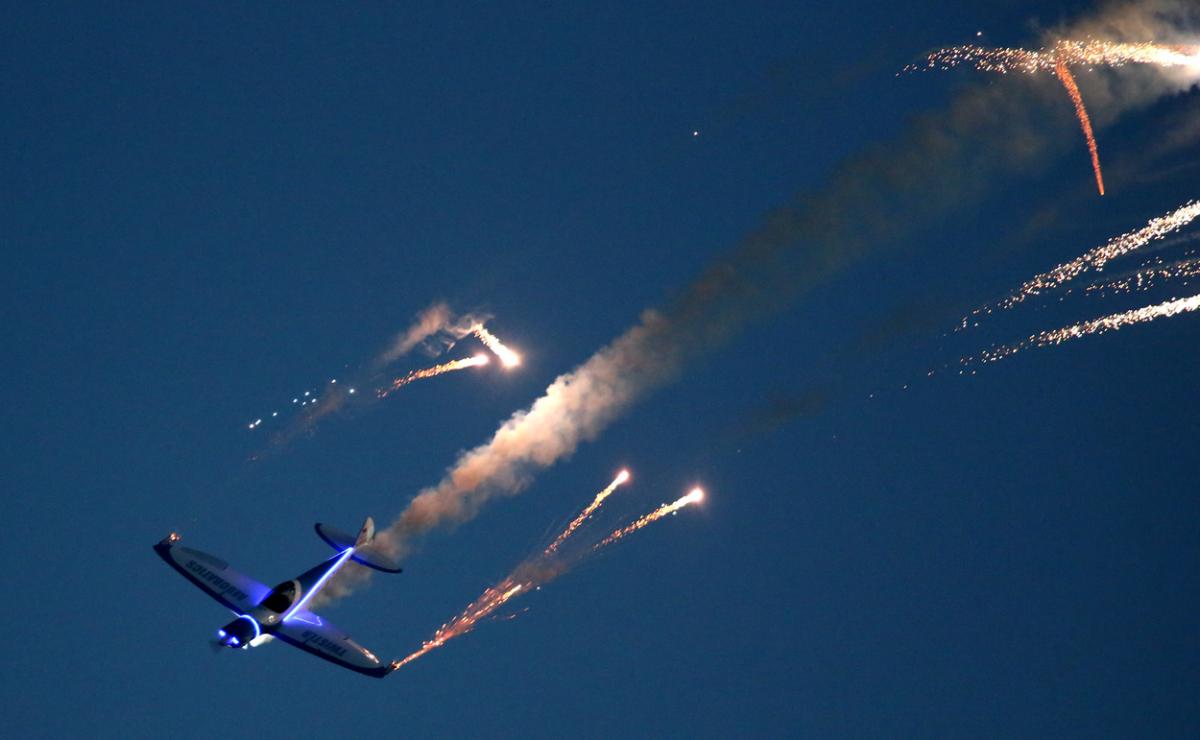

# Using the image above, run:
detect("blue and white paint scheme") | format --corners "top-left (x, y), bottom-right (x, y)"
top-left (153, 517), bottom-right (402, 678)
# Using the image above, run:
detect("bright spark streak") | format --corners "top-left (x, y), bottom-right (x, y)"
top-left (970, 293), bottom-right (1200, 365)
top-left (595, 488), bottom-right (704, 549)
top-left (1055, 60), bottom-right (1104, 196)
top-left (545, 470), bottom-right (631, 555)
top-left (474, 325), bottom-right (521, 367)
top-left (394, 580), bottom-right (527, 669)
top-left (907, 40), bottom-right (1200, 75)
top-left (962, 201), bottom-right (1200, 327)
top-left (378, 355), bottom-right (490, 398)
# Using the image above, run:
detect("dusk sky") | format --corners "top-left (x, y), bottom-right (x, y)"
top-left (4, 1), bottom-right (1200, 737)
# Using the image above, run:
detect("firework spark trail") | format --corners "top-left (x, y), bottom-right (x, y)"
top-left (960, 201), bottom-right (1200, 328)
top-left (378, 355), bottom-right (489, 398)
top-left (595, 488), bottom-right (705, 549)
top-left (394, 481), bottom-right (703, 670)
top-left (1055, 59), bottom-right (1105, 196)
top-left (473, 325), bottom-right (521, 367)
top-left (1079, 256), bottom-right (1200, 297)
top-left (545, 469), bottom-right (630, 555)
top-left (907, 41), bottom-right (1200, 194)
top-left (968, 292), bottom-right (1200, 366)
top-left (907, 40), bottom-right (1200, 75)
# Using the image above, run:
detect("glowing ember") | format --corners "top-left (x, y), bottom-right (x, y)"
top-left (474, 325), bottom-right (521, 367)
top-left (378, 355), bottom-right (490, 398)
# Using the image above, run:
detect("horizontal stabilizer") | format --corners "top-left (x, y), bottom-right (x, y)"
top-left (314, 521), bottom-right (402, 574)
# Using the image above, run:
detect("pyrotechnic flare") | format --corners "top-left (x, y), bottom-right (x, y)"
top-left (962, 201), bottom-right (1200, 328)
top-left (474, 325), bottom-right (521, 367)
top-left (545, 469), bottom-right (630, 554)
top-left (394, 479), bottom-right (704, 670)
top-left (968, 292), bottom-right (1200, 366)
top-left (1055, 59), bottom-right (1104, 196)
top-left (378, 355), bottom-right (489, 398)
top-left (596, 488), bottom-right (704, 549)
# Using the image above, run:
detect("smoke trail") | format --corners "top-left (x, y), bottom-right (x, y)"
top-left (969, 292), bottom-right (1200, 365)
top-left (305, 2), bottom-right (1199, 589)
top-left (375, 302), bottom-right (491, 369)
top-left (1055, 59), bottom-right (1106, 195)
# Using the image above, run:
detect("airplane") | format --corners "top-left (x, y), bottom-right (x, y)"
top-left (154, 517), bottom-right (402, 678)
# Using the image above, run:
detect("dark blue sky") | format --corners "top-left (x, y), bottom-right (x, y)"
top-left (4, 2), bottom-right (1199, 737)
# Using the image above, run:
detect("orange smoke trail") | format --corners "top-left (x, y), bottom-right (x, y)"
top-left (546, 469), bottom-right (630, 554)
top-left (378, 355), bottom-right (489, 398)
top-left (474, 325), bottom-right (521, 367)
top-left (1055, 59), bottom-right (1104, 196)
top-left (595, 488), bottom-right (704, 549)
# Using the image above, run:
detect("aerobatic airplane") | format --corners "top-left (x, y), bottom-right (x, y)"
top-left (154, 517), bottom-right (401, 678)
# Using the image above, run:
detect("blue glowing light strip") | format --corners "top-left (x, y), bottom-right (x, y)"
top-left (237, 614), bottom-right (261, 641)
top-left (283, 547), bottom-right (354, 622)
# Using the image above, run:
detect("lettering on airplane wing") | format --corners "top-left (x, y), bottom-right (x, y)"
top-left (186, 559), bottom-right (249, 603)
top-left (299, 629), bottom-right (349, 658)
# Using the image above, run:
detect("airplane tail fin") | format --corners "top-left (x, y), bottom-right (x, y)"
top-left (314, 519), bottom-right (403, 574)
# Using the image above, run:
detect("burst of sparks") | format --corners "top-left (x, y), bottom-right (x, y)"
top-left (474, 325), bottom-right (521, 367)
top-left (968, 293), bottom-right (1200, 365)
top-left (906, 40), bottom-right (1200, 75)
top-left (378, 355), bottom-right (490, 398)
top-left (1055, 60), bottom-right (1104, 196)
top-left (545, 470), bottom-right (630, 555)
top-left (961, 201), bottom-right (1200, 328)
top-left (595, 488), bottom-right (705, 549)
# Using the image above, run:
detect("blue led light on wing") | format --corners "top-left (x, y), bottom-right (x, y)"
top-left (229, 636), bottom-right (239, 646)
top-left (217, 629), bottom-right (226, 638)
top-left (283, 547), bottom-right (355, 622)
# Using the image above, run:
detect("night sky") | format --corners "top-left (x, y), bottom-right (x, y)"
top-left (5, 2), bottom-right (1200, 737)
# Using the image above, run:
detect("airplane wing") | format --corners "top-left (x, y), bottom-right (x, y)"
top-left (274, 610), bottom-right (396, 678)
top-left (153, 536), bottom-right (271, 614)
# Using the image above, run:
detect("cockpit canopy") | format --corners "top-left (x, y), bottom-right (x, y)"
top-left (259, 579), bottom-right (298, 613)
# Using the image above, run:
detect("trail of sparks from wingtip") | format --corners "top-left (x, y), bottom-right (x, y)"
top-left (474, 325), bottom-right (521, 367)
top-left (595, 488), bottom-right (705, 550)
top-left (964, 293), bottom-right (1200, 367)
top-left (545, 470), bottom-right (630, 555)
top-left (1055, 60), bottom-right (1104, 196)
top-left (377, 355), bottom-right (490, 398)
top-left (960, 202), bottom-right (1200, 329)
top-left (395, 480), bottom-right (702, 670)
